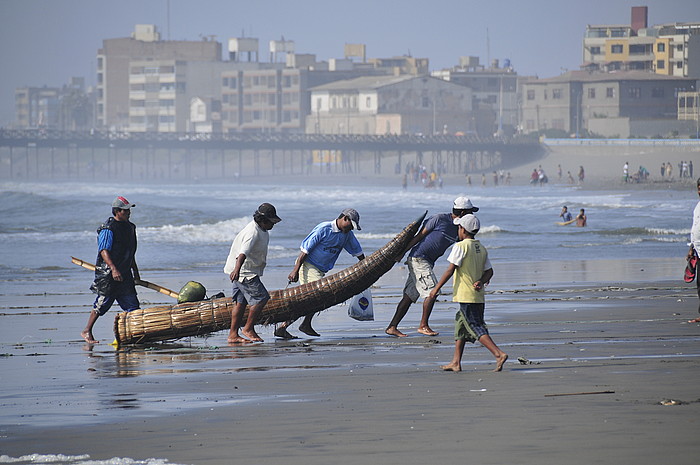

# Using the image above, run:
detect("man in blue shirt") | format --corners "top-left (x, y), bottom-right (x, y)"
top-left (82, 196), bottom-right (140, 343)
top-left (386, 197), bottom-right (478, 337)
top-left (275, 208), bottom-right (365, 339)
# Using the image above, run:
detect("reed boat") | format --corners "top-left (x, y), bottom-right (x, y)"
top-left (113, 211), bottom-right (427, 345)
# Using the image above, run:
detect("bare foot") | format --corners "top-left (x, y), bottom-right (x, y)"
top-left (688, 317), bottom-right (700, 323)
top-left (242, 329), bottom-right (263, 342)
top-left (417, 326), bottom-right (438, 336)
top-left (494, 353), bottom-right (508, 372)
top-left (441, 363), bottom-right (461, 372)
top-left (299, 325), bottom-right (320, 337)
top-left (385, 326), bottom-right (408, 337)
top-left (228, 336), bottom-right (250, 344)
top-left (274, 327), bottom-right (298, 339)
top-left (81, 330), bottom-right (99, 344)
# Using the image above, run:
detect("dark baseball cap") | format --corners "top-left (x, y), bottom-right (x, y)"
top-left (257, 203), bottom-right (281, 223)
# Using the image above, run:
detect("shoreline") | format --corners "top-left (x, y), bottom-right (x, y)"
top-left (2, 256), bottom-right (700, 464)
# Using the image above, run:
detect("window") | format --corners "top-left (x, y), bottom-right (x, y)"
top-left (677, 61), bottom-right (683, 69)
top-left (527, 89), bottom-right (535, 100)
top-left (366, 96), bottom-right (371, 108)
top-left (606, 87), bottom-right (615, 98)
top-left (651, 88), bottom-right (664, 98)
top-left (657, 60), bottom-right (665, 69)
top-left (657, 43), bottom-right (665, 52)
top-left (587, 88), bottom-right (596, 99)
top-left (677, 44), bottom-right (684, 52)
top-left (552, 89), bottom-right (562, 99)
top-left (629, 44), bottom-right (648, 54)
top-left (590, 46), bottom-right (601, 55)
top-left (268, 94), bottom-right (275, 105)
top-left (229, 77), bottom-right (237, 89)
top-left (627, 87), bottom-right (641, 99)
top-left (543, 90), bottom-right (548, 100)
top-left (611, 44), bottom-right (624, 54)
top-left (160, 99), bottom-right (174, 106)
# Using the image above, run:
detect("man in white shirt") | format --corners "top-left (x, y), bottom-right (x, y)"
top-left (224, 203), bottom-right (281, 343)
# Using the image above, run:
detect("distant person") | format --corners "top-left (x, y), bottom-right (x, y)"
top-left (578, 166), bottom-right (585, 184)
top-left (430, 214), bottom-right (508, 372)
top-left (224, 203), bottom-right (281, 343)
top-left (82, 196), bottom-right (140, 344)
top-left (576, 208), bottom-right (587, 227)
top-left (666, 161), bottom-right (672, 179)
top-left (275, 209), bottom-right (365, 339)
top-left (690, 160), bottom-right (694, 179)
top-left (530, 168), bottom-right (538, 185)
top-left (557, 164), bottom-right (562, 181)
top-left (481, 173), bottom-right (486, 186)
top-left (623, 162), bottom-right (629, 183)
top-left (661, 162), bottom-right (666, 178)
top-left (466, 174), bottom-right (472, 186)
top-left (505, 172), bottom-right (512, 185)
top-left (560, 206), bottom-right (572, 222)
top-left (402, 174), bottom-right (407, 190)
top-left (386, 197), bottom-right (478, 337)
top-left (567, 171), bottom-right (575, 184)
top-left (688, 178), bottom-right (700, 323)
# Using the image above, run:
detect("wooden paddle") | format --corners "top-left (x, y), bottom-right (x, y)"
top-left (70, 256), bottom-right (180, 299)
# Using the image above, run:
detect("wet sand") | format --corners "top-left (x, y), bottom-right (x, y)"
top-left (2, 259), bottom-right (700, 464)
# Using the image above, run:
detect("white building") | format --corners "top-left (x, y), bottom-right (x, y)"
top-left (307, 75), bottom-right (473, 135)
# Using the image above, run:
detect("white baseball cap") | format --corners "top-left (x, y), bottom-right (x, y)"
top-left (453, 196), bottom-right (479, 212)
top-left (453, 214), bottom-right (480, 234)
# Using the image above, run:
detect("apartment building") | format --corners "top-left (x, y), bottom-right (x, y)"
top-left (97, 25), bottom-right (221, 130)
top-left (14, 77), bottom-right (92, 130)
top-left (433, 56), bottom-right (521, 136)
top-left (307, 75), bottom-right (472, 135)
top-left (521, 70), bottom-right (697, 137)
top-left (127, 59), bottom-right (232, 133)
top-left (583, 6), bottom-right (700, 78)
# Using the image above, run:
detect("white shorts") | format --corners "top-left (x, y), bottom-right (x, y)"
top-left (403, 257), bottom-right (438, 302)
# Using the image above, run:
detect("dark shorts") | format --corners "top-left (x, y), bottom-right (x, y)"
top-left (454, 303), bottom-right (489, 343)
top-left (93, 293), bottom-right (140, 316)
top-left (231, 276), bottom-right (270, 307)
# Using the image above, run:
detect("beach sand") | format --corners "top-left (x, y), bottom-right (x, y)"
top-left (2, 258), bottom-right (700, 465)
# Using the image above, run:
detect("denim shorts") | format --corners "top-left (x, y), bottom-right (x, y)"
top-left (231, 275), bottom-right (270, 307)
top-left (93, 293), bottom-right (140, 316)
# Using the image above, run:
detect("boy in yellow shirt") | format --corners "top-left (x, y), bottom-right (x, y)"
top-left (429, 214), bottom-right (508, 372)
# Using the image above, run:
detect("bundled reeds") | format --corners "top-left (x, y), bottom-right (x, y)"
top-left (114, 211), bottom-right (427, 345)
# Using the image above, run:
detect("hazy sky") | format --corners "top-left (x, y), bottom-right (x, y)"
top-left (1, 0), bottom-right (698, 127)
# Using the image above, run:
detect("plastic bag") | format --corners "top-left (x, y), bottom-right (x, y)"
top-left (685, 252), bottom-right (698, 283)
top-left (348, 288), bottom-right (374, 321)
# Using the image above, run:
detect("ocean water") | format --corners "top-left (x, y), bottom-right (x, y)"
top-left (0, 179), bottom-right (694, 286)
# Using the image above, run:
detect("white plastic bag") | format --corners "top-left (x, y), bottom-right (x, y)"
top-left (348, 288), bottom-right (374, 321)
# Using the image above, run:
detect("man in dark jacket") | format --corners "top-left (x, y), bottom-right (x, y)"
top-left (81, 196), bottom-right (140, 343)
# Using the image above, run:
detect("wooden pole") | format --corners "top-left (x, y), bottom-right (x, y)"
top-left (70, 257), bottom-right (179, 299)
